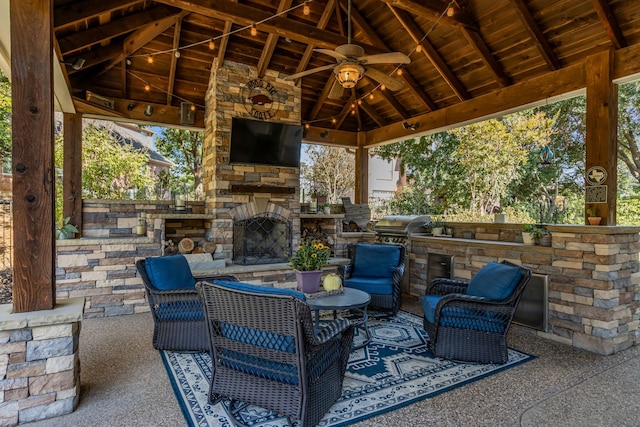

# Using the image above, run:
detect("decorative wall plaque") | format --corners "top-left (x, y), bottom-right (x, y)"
top-left (585, 185), bottom-right (607, 203)
top-left (242, 78), bottom-right (282, 120)
top-left (586, 166), bottom-right (607, 185)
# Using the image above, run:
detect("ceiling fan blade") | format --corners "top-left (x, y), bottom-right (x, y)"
top-left (359, 52), bottom-right (411, 65)
top-left (315, 48), bottom-right (348, 60)
top-left (364, 68), bottom-right (405, 91)
top-left (328, 79), bottom-right (345, 99)
top-left (284, 64), bottom-right (336, 80)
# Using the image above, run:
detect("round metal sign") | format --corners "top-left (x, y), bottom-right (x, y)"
top-left (242, 78), bottom-right (282, 120)
top-left (586, 166), bottom-right (607, 185)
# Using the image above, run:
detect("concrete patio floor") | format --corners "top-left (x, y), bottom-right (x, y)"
top-left (26, 296), bottom-right (640, 427)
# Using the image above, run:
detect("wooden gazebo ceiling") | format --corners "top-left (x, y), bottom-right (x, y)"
top-left (55, 0), bottom-right (640, 145)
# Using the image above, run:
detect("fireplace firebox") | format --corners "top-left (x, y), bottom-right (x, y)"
top-left (233, 213), bottom-right (292, 265)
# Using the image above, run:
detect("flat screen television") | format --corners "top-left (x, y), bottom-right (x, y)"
top-left (229, 117), bottom-right (302, 167)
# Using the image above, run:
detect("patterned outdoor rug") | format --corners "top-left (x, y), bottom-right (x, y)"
top-left (161, 311), bottom-right (533, 427)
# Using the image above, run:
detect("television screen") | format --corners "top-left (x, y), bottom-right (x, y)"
top-left (230, 117), bottom-right (302, 167)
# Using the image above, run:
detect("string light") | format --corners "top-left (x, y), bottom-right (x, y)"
top-left (447, 6), bottom-right (455, 17)
top-left (174, 50), bottom-right (181, 58)
top-left (397, 68), bottom-right (403, 76)
top-left (147, 55), bottom-right (153, 64)
top-left (369, 93), bottom-right (374, 100)
top-left (416, 44), bottom-right (422, 53)
top-left (144, 84), bottom-right (151, 92)
top-left (381, 84), bottom-right (386, 91)
top-left (250, 24), bottom-right (258, 36)
top-left (190, 104), bottom-right (196, 111)
top-left (209, 39), bottom-right (215, 50)
top-left (332, 117), bottom-right (337, 124)
top-left (303, 1), bottom-right (310, 15)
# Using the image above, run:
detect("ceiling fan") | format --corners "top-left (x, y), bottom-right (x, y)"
top-left (285, 0), bottom-right (410, 99)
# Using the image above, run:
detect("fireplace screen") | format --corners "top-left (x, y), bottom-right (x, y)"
top-left (233, 213), bottom-right (292, 265)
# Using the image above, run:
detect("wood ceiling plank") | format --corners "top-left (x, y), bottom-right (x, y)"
top-left (379, 0), bottom-right (478, 31)
top-left (294, 0), bottom-right (336, 76)
top-left (359, 99), bottom-right (386, 127)
top-left (369, 78), bottom-right (410, 119)
top-left (58, 4), bottom-right (182, 56)
top-left (309, 74), bottom-right (338, 120)
top-left (257, 0), bottom-right (293, 78)
top-left (54, 0), bottom-right (141, 29)
top-left (460, 27), bottom-right (511, 87)
top-left (399, 70), bottom-right (437, 111)
top-left (389, 6), bottom-right (470, 101)
top-left (510, 0), bottom-right (562, 70)
top-left (592, 0), bottom-right (627, 49)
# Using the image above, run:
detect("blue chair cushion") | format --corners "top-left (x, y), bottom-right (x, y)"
top-left (218, 349), bottom-right (299, 385)
top-left (466, 262), bottom-right (522, 300)
top-left (219, 323), bottom-right (296, 353)
top-left (345, 276), bottom-right (394, 295)
top-left (145, 255), bottom-right (196, 290)
top-left (155, 301), bottom-right (204, 322)
top-left (352, 244), bottom-right (401, 278)
top-left (422, 295), bottom-right (505, 333)
top-left (213, 280), bottom-right (306, 301)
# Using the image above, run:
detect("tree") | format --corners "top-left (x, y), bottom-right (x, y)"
top-left (54, 125), bottom-right (155, 205)
top-left (0, 69), bottom-right (10, 161)
top-left (301, 145), bottom-right (354, 204)
top-left (154, 128), bottom-right (204, 200)
top-left (617, 81), bottom-right (640, 188)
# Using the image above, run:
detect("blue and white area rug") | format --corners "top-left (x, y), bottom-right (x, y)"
top-left (161, 311), bottom-right (533, 427)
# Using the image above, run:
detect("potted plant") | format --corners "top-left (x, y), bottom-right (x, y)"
top-left (430, 217), bottom-right (445, 236)
top-left (290, 239), bottom-right (331, 293)
top-left (586, 208), bottom-right (601, 225)
top-left (537, 227), bottom-right (552, 247)
top-left (492, 206), bottom-right (505, 223)
top-left (521, 224), bottom-right (536, 245)
top-left (56, 217), bottom-right (79, 240)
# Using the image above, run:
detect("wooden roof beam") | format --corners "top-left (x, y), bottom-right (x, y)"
top-left (216, 21), bottom-right (233, 69)
top-left (294, 0), bottom-right (336, 77)
top-left (359, 99), bottom-right (386, 128)
top-left (54, 0), bottom-right (142, 30)
top-left (389, 7), bottom-right (470, 101)
top-left (155, 0), bottom-right (384, 53)
top-left (257, 0), bottom-right (293, 78)
top-left (309, 74), bottom-right (338, 120)
top-left (58, 4), bottom-right (183, 56)
top-left (379, 0), bottom-right (478, 30)
top-left (510, 0), bottom-right (562, 70)
top-left (366, 78), bottom-right (410, 119)
top-left (335, 91), bottom-right (356, 129)
top-left (167, 18), bottom-right (184, 105)
top-left (460, 27), bottom-right (511, 87)
top-left (399, 69), bottom-right (438, 111)
top-left (592, 0), bottom-right (627, 50)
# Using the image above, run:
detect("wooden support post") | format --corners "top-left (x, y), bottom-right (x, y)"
top-left (63, 113), bottom-right (83, 235)
top-left (585, 49), bottom-right (618, 225)
top-left (10, 0), bottom-right (56, 311)
top-left (354, 132), bottom-right (368, 204)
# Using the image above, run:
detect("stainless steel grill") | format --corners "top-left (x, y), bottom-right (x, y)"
top-left (373, 215), bottom-right (431, 244)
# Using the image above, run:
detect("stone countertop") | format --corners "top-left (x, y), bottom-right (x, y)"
top-left (56, 237), bottom-right (156, 246)
top-left (440, 222), bottom-right (640, 234)
top-left (0, 298), bottom-right (85, 330)
top-left (191, 257), bottom-right (351, 278)
top-left (410, 234), bottom-right (554, 252)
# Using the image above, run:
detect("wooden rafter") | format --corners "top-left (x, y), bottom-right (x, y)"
top-left (359, 99), bottom-right (386, 127)
top-left (367, 78), bottom-right (410, 119)
top-left (460, 27), bottom-right (511, 87)
top-left (510, 0), bottom-right (561, 70)
top-left (217, 20), bottom-right (233, 69)
top-left (58, 5), bottom-right (181, 56)
top-left (257, 0), bottom-right (293, 78)
top-left (335, 91), bottom-right (357, 128)
top-left (399, 70), bottom-right (437, 111)
top-left (592, 0), bottom-right (627, 49)
top-left (309, 74), bottom-right (338, 121)
top-left (167, 18), bottom-right (184, 105)
top-left (389, 6), bottom-right (470, 101)
top-left (294, 0), bottom-right (336, 77)
top-left (379, 0), bottom-right (478, 30)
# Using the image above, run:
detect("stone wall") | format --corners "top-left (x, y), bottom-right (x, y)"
top-left (203, 59), bottom-right (302, 265)
top-left (0, 299), bottom-right (83, 426)
top-left (410, 223), bottom-right (640, 355)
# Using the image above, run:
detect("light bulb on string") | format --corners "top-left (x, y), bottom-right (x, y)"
top-left (447, 6), bottom-right (455, 17)
top-left (357, 99), bottom-right (362, 105)
top-left (303, 1), bottom-right (310, 15)
top-left (250, 24), bottom-right (257, 36)
top-left (331, 117), bottom-right (336, 124)
top-left (416, 44), bottom-right (422, 53)
top-left (397, 68), bottom-right (403, 76)
top-left (147, 55), bottom-right (154, 64)
top-left (209, 39), bottom-right (215, 50)
top-left (381, 84), bottom-right (386, 91)
top-left (369, 93), bottom-right (374, 100)
top-left (305, 123), bottom-right (310, 129)
top-left (174, 50), bottom-right (181, 58)
top-left (190, 104), bottom-right (196, 111)
top-left (144, 84), bottom-right (151, 92)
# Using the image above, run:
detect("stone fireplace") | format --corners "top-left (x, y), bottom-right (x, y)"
top-left (202, 60), bottom-right (302, 265)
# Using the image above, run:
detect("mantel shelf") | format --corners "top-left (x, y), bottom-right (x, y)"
top-left (230, 184), bottom-right (295, 194)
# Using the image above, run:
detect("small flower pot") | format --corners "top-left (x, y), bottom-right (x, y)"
top-left (522, 232), bottom-right (536, 245)
top-left (494, 213), bottom-right (505, 223)
top-left (295, 270), bottom-right (322, 293)
top-left (587, 216), bottom-right (602, 225)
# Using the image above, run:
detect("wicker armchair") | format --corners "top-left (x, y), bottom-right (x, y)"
top-left (197, 280), bottom-right (355, 427)
top-left (422, 260), bottom-right (531, 364)
top-left (136, 257), bottom-right (238, 352)
top-left (339, 243), bottom-right (405, 315)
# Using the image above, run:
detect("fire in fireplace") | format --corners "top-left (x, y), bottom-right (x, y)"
top-left (233, 213), bottom-right (292, 265)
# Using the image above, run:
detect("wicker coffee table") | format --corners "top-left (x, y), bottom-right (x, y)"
top-left (307, 287), bottom-right (371, 350)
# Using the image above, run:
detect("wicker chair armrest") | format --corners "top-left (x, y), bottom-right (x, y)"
top-left (338, 264), bottom-right (354, 281)
top-left (426, 278), bottom-right (469, 296)
top-left (433, 293), bottom-right (517, 328)
top-left (198, 275), bottom-right (239, 283)
top-left (149, 286), bottom-right (199, 297)
top-left (309, 318), bottom-right (354, 345)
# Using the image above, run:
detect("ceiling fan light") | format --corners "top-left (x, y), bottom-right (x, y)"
top-left (335, 63), bottom-right (364, 89)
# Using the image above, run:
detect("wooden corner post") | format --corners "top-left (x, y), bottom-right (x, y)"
top-left (585, 49), bottom-right (618, 225)
top-left (63, 113), bottom-right (83, 235)
top-left (10, 0), bottom-right (56, 312)
top-left (354, 131), bottom-right (368, 204)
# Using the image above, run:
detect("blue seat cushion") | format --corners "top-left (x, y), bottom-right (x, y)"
top-left (213, 280), bottom-right (306, 301)
top-left (219, 323), bottom-right (296, 353)
top-left (155, 301), bottom-right (203, 322)
top-left (352, 244), bottom-right (401, 278)
top-left (466, 262), bottom-right (522, 300)
top-left (145, 255), bottom-right (196, 290)
top-left (345, 276), bottom-right (394, 295)
top-left (218, 349), bottom-right (299, 385)
top-left (422, 295), bottom-right (505, 334)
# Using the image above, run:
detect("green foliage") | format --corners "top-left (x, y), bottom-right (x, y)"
top-left (290, 240), bottom-right (331, 271)
top-left (54, 126), bottom-right (156, 204)
top-left (154, 128), bottom-right (203, 200)
top-left (0, 69), bottom-right (11, 160)
top-left (617, 197), bottom-right (640, 225)
top-left (301, 145), bottom-right (354, 204)
top-left (55, 217), bottom-right (79, 239)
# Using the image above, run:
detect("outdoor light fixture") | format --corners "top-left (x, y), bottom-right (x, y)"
top-left (320, 130), bottom-right (330, 138)
top-left (402, 121), bottom-right (420, 131)
top-left (335, 63), bottom-right (364, 89)
top-left (127, 103), bottom-right (136, 111)
top-left (144, 105), bottom-right (153, 117)
top-left (71, 58), bottom-right (85, 70)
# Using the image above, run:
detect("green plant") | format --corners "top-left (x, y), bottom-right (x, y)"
top-left (522, 223), bottom-right (535, 233)
top-left (290, 239), bottom-right (331, 271)
top-left (56, 217), bottom-right (78, 239)
top-left (586, 208), bottom-right (599, 217)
